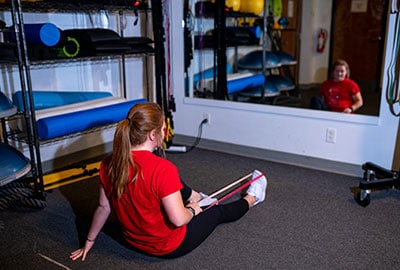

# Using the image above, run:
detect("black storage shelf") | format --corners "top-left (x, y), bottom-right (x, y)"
top-left (0, 0), bottom-right (168, 203)
top-left (0, 1), bottom-right (149, 13)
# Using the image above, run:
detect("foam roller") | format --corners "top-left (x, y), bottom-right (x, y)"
top-left (227, 74), bottom-right (265, 94)
top-left (12, 91), bottom-right (113, 111)
top-left (36, 98), bottom-right (147, 140)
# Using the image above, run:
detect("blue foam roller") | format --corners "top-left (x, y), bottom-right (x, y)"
top-left (267, 75), bottom-right (295, 91)
top-left (227, 74), bottom-right (265, 94)
top-left (0, 92), bottom-right (17, 118)
top-left (9, 23), bottom-right (61, 47)
top-left (0, 143), bottom-right (31, 186)
top-left (239, 81), bottom-right (280, 97)
top-left (12, 91), bottom-right (113, 111)
top-left (36, 98), bottom-right (147, 140)
top-left (237, 50), bottom-right (281, 70)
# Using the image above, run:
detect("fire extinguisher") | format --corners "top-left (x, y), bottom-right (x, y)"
top-left (317, 29), bottom-right (328, 53)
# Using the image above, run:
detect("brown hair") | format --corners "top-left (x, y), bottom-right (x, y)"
top-left (331, 59), bottom-right (350, 78)
top-left (109, 102), bottom-right (165, 198)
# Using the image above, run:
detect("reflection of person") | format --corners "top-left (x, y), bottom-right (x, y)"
top-left (70, 102), bottom-right (267, 260)
top-left (310, 59), bottom-right (363, 113)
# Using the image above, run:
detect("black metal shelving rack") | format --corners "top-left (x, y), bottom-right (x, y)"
top-left (2, 0), bottom-right (169, 202)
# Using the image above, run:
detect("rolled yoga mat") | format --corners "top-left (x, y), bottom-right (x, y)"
top-left (0, 143), bottom-right (31, 187)
top-left (12, 91), bottom-right (113, 111)
top-left (36, 98), bottom-right (147, 140)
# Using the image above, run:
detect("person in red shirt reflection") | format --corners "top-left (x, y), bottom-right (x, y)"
top-left (311, 59), bottom-right (363, 113)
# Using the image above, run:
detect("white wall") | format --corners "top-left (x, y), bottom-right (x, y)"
top-left (299, 0), bottom-right (333, 84)
top-left (170, 1), bottom-right (400, 175)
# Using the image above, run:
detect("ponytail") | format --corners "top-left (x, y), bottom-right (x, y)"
top-left (108, 102), bottom-right (164, 199)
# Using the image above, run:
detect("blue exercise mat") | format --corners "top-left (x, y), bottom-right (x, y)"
top-left (237, 50), bottom-right (281, 70)
top-left (0, 143), bottom-right (31, 186)
top-left (0, 92), bottom-right (17, 118)
top-left (36, 98), bottom-right (147, 140)
top-left (227, 74), bottom-right (265, 94)
top-left (12, 91), bottom-right (113, 111)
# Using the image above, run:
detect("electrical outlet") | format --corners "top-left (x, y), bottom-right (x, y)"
top-left (203, 113), bottom-right (211, 125)
top-left (326, 128), bottom-right (337, 143)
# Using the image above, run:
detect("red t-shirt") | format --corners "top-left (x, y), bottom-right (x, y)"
top-left (320, 78), bottom-right (360, 112)
top-left (99, 150), bottom-right (185, 256)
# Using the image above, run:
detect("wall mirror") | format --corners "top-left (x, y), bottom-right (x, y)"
top-left (183, 0), bottom-right (387, 117)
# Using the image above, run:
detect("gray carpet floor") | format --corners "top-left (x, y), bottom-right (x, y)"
top-left (1, 148), bottom-right (399, 270)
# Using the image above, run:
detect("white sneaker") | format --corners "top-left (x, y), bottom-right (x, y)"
top-left (246, 170), bottom-right (267, 207)
top-left (198, 192), bottom-right (218, 207)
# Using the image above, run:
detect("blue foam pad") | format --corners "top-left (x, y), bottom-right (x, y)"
top-left (0, 92), bottom-right (17, 118)
top-left (238, 81), bottom-right (280, 97)
top-left (237, 50), bottom-right (281, 70)
top-left (267, 75), bottom-right (295, 91)
top-left (12, 91), bottom-right (113, 111)
top-left (36, 98), bottom-right (147, 140)
top-left (227, 74), bottom-right (265, 94)
top-left (0, 143), bottom-right (31, 186)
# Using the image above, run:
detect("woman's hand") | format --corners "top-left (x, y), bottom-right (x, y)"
top-left (70, 240), bottom-right (95, 261)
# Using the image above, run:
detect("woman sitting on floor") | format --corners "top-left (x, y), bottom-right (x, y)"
top-left (70, 102), bottom-right (267, 259)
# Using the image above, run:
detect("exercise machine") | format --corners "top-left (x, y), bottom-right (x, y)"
top-left (355, 162), bottom-right (400, 207)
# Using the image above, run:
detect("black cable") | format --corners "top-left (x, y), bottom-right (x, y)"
top-left (169, 118), bottom-right (207, 154)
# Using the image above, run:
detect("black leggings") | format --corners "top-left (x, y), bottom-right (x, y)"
top-left (161, 180), bottom-right (250, 258)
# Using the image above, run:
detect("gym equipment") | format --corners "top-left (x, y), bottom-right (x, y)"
top-left (239, 0), bottom-right (264, 15)
top-left (193, 64), bottom-right (233, 87)
top-left (62, 28), bottom-right (131, 56)
top-left (200, 171), bottom-right (265, 211)
top-left (237, 50), bottom-right (281, 69)
top-left (8, 23), bottom-right (61, 47)
top-left (0, 91), bottom-right (17, 118)
top-left (355, 162), bottom-right (400, 207)
top-left (0, 143), bottom-right (31, 187)
top-left (36, 98), bottom-right (147, 140)
top-left (238, 80), bottom-right (280, 98)
top-left (200, 73), bottom-right (265, 95)
top-left (274, 51), bottom-right (297, 65)
top-left (267, 74), bottom-right (295, 91)
top-left (12, 90), bottom-right (113, 111)
top-left (0, 43), bottom-right (16, 61)
top-left (35, 96), bottom-right (125, 120)
top-left (210, 0), bottom-right (241, 11)
top-left (225, 26), bottom-right (260, 46)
